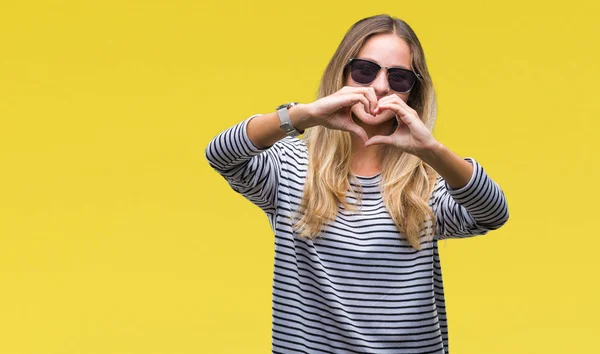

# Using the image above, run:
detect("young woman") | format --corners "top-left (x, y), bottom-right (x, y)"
top-left (205, 14), bottom-right (509, 354)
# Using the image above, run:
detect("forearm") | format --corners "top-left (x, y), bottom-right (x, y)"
top-left (417, 141), bottom-right (474, 190)
top-left (204, 113), bottom-right (287, 214)
top-left (247, 103), bottom-right (316, 149)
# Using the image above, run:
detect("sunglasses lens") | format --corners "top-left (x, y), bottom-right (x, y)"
top-left (348, 59), bottom-right (419, 93)
top-left (388, 69), bottom-right (417, 93)
top-left (349, 60), bottom-right (379, 84)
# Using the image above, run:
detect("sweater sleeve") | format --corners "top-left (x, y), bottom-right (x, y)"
top-left (431, 157), bottom-right (509, 240)
top-left (204, 114), bottom-right (283, 215)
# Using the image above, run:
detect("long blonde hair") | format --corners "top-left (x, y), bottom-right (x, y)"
top-left (293, 14), bottom-right (440, 251)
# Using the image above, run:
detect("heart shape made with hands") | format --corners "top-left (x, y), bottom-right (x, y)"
top-left (353, 107), bottom-right (397, 126)
top-left (350, 96), bottom-right (436, 154)
top-left (351, 96), bottom-right (404, 127)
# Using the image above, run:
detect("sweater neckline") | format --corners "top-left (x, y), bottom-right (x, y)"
top-left (352, 172), bottom-right (382, 186)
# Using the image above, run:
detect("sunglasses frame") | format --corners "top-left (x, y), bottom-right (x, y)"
top-left (346, 58), bottom-right (423, 93)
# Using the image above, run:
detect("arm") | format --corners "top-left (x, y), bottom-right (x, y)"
top-left (419, 141), bottom-right (475, 190)
top-left (416, 142), bottom-right (509, 239)
top-left (204, 105), bottom-right (313, 214)
top-left (246, 104), bottom-right (315, 149)
top-left (429, 156), bottom-right (510, 239)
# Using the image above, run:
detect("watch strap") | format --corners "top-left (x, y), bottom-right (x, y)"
top-left (276, 102), bottom-right (303, 136)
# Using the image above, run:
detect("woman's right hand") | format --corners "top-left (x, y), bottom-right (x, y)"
top-left (305, 86), bottom-right (379, 143)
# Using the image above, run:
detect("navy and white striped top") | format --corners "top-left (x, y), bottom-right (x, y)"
top-left (205, 114), bottom-right (509, 354)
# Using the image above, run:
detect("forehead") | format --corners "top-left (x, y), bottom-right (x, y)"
top-left (356, 33), bottom-right (412, 69)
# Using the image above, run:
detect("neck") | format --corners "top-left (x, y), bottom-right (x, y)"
top-left (350, 114), bottom-right (395, 175)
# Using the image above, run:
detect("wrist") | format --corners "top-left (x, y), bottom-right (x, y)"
top-left (416, 139), bottom-right (444, 163)
top-left (288, 103), bottom-right (318, 132)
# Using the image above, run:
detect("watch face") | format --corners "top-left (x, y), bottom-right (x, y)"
top-left (276, 102), bottom-right (298, 110)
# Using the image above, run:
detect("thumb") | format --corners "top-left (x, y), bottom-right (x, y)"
top-left (364, 135), bottom-right (393, 148)
top-left (345, 122), bottom-right (369, 144)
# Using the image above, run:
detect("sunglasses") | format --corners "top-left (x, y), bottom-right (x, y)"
top-left (346, 58), bottom-right (422, 93)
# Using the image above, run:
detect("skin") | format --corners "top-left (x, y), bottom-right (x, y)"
top-left (245, 32), bottom-right (474, 189)
top-left (346, 33), bottom-right (474, 188)
top-left (346, 33), bottom-right (416, 175)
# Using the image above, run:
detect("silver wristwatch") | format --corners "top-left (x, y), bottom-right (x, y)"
top-left (276, 102), bottom-right (304, 137)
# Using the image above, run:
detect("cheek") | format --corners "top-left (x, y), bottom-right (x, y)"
top-left (345, 75), bottom-right (359, 88)
top-left (388, 93), bottom-right (409, 103)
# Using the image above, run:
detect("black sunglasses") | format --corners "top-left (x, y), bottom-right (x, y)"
top-left (346, 58), bottom-right (422, 93)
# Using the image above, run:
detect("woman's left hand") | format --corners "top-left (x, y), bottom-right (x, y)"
top-left (364, 95), bottom-right (439, 156)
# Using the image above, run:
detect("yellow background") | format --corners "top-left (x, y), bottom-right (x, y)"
top-left (1, 0), bottom-right (598, 353)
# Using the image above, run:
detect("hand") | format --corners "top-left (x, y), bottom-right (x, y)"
top-left (364, 95), bottom-right (438, 156)
top-left (306, 86), bottom-right (379, 144)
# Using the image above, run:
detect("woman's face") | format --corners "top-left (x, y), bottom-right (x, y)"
top-left (346, 33), bottom-right (413, 126)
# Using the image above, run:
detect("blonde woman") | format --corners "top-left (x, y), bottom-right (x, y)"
top-left (205, 14), bottom-right (509, 354)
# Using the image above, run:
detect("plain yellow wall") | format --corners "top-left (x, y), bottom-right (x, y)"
top-left (1, 0), bottom-right (598, 353)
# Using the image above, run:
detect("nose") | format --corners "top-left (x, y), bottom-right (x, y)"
top-left (370, 69), bottom-right (390, 96)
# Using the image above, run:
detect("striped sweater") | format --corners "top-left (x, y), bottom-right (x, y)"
top-left (205, 114), bottom-right (509, 354)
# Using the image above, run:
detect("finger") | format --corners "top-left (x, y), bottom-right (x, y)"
top-left (340, 93), bottom-right (371, 116)
top-left (376, 104), bottom-right (419, 129)
top-left (335, 85), bottom-right (357, 97)
top-left (376, 94), bottom-right (397, 103)
top-left (376, 102), bottom-right (412, 123)
top-left (373, 95), bottom-right (396, 115)
top-left (397, 113), bottom-right (417, 126)
top-left (346, 86), bottom-right (378, 115)
top-left (360, 87), bottom-right (378, 115)
top-left (378, 94), bottom-right (406, 104)
top-left (375, 95), bottom-right (411, 115)
top-left (364, 134), bottom-right (394, 148)
top-left (377, 94), bottom-right (397, 103)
